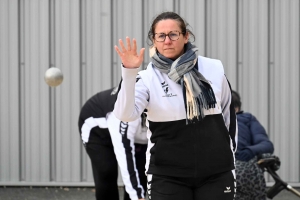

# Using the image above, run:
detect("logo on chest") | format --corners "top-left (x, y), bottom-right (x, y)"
top-left (161, 81), bottom-right (177, 97)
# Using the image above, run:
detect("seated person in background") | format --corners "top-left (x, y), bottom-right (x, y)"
top-left (232, 90), bottom-right (274, 200)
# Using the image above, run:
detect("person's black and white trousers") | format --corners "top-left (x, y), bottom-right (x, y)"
top-left (82, 127), bottom-right (147, 200)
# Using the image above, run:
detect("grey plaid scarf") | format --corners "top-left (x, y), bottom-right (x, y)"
top-left (151, 42), bottom-right (216, 122)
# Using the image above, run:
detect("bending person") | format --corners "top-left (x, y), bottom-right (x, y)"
top-left (232, 90), bottom-right (274, 200)
top-left (78, 86), bottom-right (147, 200)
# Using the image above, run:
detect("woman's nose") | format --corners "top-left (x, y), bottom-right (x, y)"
top-left (164, 35), bottom-right (172, 44)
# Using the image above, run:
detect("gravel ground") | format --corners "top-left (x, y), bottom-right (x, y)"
top-left (0, 186), bottom-right (299, 200)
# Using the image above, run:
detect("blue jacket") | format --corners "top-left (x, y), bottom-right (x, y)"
top-left (235, 111), bottom-right (274, 161)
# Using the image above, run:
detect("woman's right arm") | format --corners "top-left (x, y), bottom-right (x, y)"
top-left (113, 67), bottom-right (149, 122)
top-left (113, 37), bottom-right (147, 122)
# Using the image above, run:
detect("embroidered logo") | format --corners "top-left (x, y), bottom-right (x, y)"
top-left (161, 81), bottom-right (177, 97)
top-left (224, 186), bottom-right (231, 193)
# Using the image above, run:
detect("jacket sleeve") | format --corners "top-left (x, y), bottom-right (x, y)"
top-left (113, 66), bottom-right (149, 122)
top-left (107, 112), bottom-right (145, 200)
top-left (221, 75), bottom-right (238, 153)
top-left (247, 114), bottom-right (274, 155)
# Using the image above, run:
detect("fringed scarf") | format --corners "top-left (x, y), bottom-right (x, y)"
top-left (151, 42), bottom-right (217, 123)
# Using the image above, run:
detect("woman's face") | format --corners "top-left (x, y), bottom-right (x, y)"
top-left (153, 19), bottom-right (189, 60)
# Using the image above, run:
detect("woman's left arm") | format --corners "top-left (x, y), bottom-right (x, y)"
top-left (221, 75), bottom-right (238, 152)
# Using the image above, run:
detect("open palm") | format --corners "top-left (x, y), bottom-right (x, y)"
top-left (115, 37), bottom-right (145, 68)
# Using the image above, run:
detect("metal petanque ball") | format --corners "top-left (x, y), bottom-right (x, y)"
top-left (44, 67), bottom-right (64, 87)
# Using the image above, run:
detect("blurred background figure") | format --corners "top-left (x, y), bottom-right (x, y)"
top-left (78, 86), bottom-right (147, 200)
top-left (232, 90), bottom-right (274, 200)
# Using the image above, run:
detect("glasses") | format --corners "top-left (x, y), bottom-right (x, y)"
top-left (154, 31), bottom-right (184, 42)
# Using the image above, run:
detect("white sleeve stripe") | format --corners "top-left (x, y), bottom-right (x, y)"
top-left (81, 117), bottom-right (107, 143)
top-left (107, 113), bottom-right (145, 199)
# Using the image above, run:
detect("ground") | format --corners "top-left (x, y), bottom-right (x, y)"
top-left (0, 186), bottom-right (299, 200)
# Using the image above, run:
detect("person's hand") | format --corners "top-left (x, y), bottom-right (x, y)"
top-left (114, 37), bottom-right (145, 68)
top-left (236, 149), bottom-right (255, 162)
top-left (139, 199), bottom-right (145, 200)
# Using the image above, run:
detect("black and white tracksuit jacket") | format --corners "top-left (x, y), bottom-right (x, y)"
top-left (114, 56), bottom-right (238, 178)
top-left (79, 88), bottom-right (147, 199)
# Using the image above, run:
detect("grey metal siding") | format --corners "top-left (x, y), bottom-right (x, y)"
top-left (0, 0), bottom-right (20, 182)
top-left (0, 0), bottom-right (299, 186)
top-left (269, 0), bottom-right (299, 183)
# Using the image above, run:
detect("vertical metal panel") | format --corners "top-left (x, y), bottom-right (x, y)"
top-left (81, 0), bottom-right (112, 98)
top-left (79, 0), bottom-right (90, 183)
top-left (269, 0), bottom-right (299, 182)
top-left (237, 0), bottom-right (271, 184)
top-left (80, 0), bottom-right (113, 183)
top-left (238, 0), bottom-right (269, 130)
top-left (206, 0), bottom-right (238, 89)
top-left (21, 0), bottom-right (51, 182)
top-left (53, 0), bottom-right (81, 182)
top-left (179, 0), bottom-right (206, 57)
top-left (0, 0), bottom-right (19, 182)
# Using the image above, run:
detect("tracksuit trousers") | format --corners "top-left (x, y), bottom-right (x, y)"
top-left (84, 129), bottom-right (147, 200)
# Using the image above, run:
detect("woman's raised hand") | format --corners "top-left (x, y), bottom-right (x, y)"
top-left (115, 37), bottom-right (145, 68)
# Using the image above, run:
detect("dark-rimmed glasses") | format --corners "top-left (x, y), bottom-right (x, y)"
top-left (154, 31), bottom-right (184, 42)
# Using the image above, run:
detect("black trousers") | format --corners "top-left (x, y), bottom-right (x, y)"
top-left (148, 171), bottom-right (235, 200)
top-left (84, 128), bottom-right (147, 200)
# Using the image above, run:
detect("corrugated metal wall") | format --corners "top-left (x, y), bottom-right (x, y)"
top-left (0, 0), bottom-right (299, 186)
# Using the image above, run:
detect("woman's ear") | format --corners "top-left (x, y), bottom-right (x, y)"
top-left (184, 32), bottom-right (189, 43)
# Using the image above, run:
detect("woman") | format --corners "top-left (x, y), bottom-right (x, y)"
top-left (114, 11), bottom-right (237, 200)
top-left (232, 90), bottom-right (274, 199)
